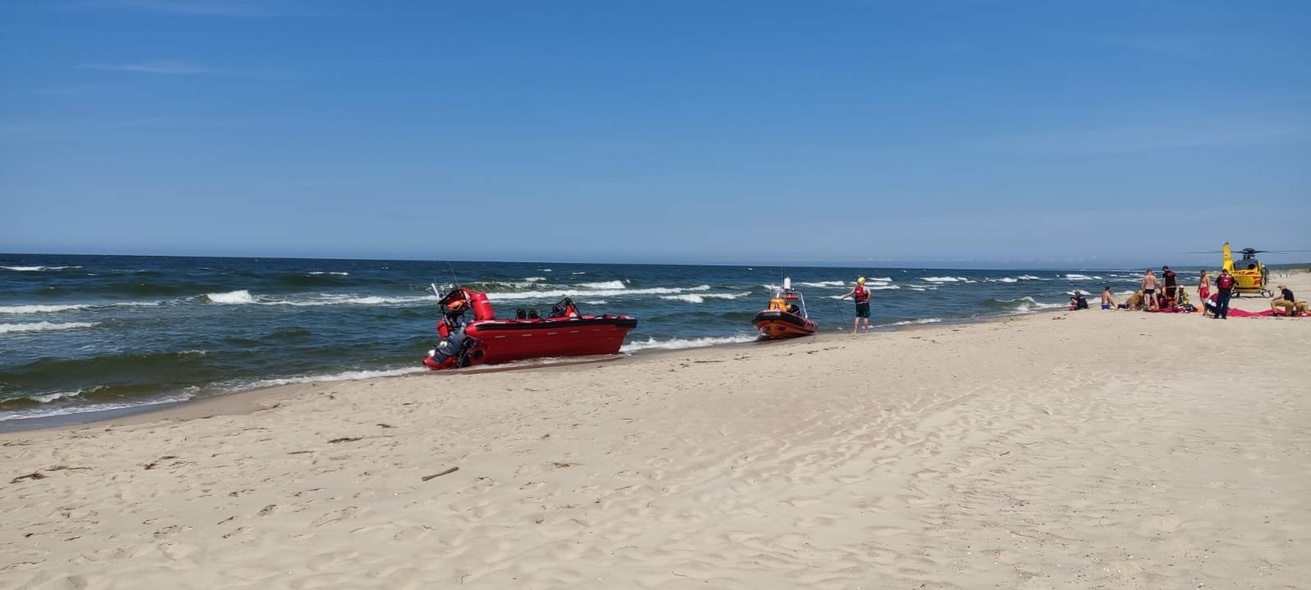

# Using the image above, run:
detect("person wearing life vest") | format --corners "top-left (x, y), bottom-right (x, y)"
top-left (1214, 268), bottom-right (1237, 319)
top-left (840, 276), bottom-right (872, 333)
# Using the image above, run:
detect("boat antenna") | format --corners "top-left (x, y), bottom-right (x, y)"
top-left (447, 262), bottom-right (460, 286)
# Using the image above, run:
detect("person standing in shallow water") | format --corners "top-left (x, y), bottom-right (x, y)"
top-left (840, 276), bottom-right (872, 334)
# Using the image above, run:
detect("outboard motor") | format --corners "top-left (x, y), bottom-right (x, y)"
top-left (427, 330), bottom-right (482, 369)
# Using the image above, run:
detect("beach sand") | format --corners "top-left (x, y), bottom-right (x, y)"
top-left (3, 273), bottom-right (1309, 589)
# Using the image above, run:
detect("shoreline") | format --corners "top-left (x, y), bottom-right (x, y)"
top-left (2, 275), bottom-right (1309, 588)
top-left (4, 270), bottom-right (1302, 435)
top-left (0, 311), bottom-right (1018, 435)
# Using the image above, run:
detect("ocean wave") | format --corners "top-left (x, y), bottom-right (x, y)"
top-left (659, 292), bottom-right (751, 304)
top-left (621, 334), bottom-right (759, 352)
top-left (922, 276), bottom-right (973, 283)
top-left (242, 367), bottom-right (425, 389)
top-left (889, 318), bottom-right (944, 326)
top-left (307, 271), bottom-right (350, 276)
top-left (29, 390), bottom-right (84, 404)
top-left (0, 304), bottom-right (92, 314)
top-left (523, 276), bottom-right (547, 282)
top-left (577, 280), bottom-right (626, 290)
top-left (205, 290), bottom-right (257, 304)
top-left (485, 285), bottom-right (710, 302)
top-left (0, 393), bottom-right (195, 423)
top-left (1, 265), bottom-right (82, 272)
top-left (1018, 275), bottom-right (1045, 281)
top-left (0, 321), bottom-right (96, 334)
top-left (280, 294), bottom-right (432, 307)
top-left (993, 277), bottom-right (1019, 283)
top-left (795, 280), bottom-right (847, 288)
top-left (1064, 274), bottom-right (1103, 281)
top-left (991, 296), bottom-right (1066, 313)
top-left (201, 291), bottom-right (432, 307)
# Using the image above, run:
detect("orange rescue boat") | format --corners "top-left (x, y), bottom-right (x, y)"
top-left (752, 278), bottom-right (818, 339)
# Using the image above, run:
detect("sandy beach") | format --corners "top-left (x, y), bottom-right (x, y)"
top-left (3, 273), bottom-right (1309, 589)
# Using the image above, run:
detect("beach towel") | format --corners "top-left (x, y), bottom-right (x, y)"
top-left (1227, 309), bottom-right (1309, 318)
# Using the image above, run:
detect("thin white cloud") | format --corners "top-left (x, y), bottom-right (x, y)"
top-left (77, 59), bottom-right (215, 75)
top-left (72, 0), bottom-right (292, 17)
top-left (74, 59), bottom-right (294, 78)
top-left (1096, 35), bottom-right (1211, 58)
top-left (981, 119), bottom-right (1311, 155)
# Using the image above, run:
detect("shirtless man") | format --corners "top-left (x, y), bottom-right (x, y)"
top-left (1141, 269), bottom-right (1158, 311)
top-left (1100, 285), bottom-right (1116, 310)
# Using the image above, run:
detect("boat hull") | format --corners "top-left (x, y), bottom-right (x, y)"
top-left (752, 310), bottom-right (818, 339)
top-left (424, 315), bottom-right (638, 369)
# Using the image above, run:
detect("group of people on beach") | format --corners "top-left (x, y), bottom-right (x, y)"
top-left (1079, 265), bottom-right (1308, 318)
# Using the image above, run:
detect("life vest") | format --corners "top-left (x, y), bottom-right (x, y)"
top-left (853, 284), bottom-right (869, 303)
top-left (1217, 274), bottom-right (1235, 290)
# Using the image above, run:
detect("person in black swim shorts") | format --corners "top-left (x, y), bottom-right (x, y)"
top-left (840, 276), bottom-right (872, 333)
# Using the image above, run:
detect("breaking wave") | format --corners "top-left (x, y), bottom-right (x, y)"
top-left (621, 334), bottom-right (759, 352)
top-left (0, 321), bottom-right (96, 334)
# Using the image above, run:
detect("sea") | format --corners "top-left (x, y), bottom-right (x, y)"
top-left (1, 253), bottom-right (1156, 430)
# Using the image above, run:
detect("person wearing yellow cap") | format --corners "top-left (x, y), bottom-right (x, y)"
top-left (840, 276), bottom-right (872, 333)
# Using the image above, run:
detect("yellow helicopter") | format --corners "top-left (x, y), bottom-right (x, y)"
top-left (1218, 243), bottom-right (1271, 298)
top-left (1208, 243), bottom-right (1311, 298)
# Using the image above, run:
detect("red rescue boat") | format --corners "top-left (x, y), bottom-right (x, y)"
top-left (752, 278), bottom-right (818, 339)
top-left (423, 286), bottom-right (638, 370)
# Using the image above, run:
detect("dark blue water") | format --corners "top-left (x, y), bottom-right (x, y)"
top-left (1, 254), bottom-right (1148, 425)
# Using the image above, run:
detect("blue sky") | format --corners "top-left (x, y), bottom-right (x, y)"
top-left (2, 0), bottom-right (1309, 267)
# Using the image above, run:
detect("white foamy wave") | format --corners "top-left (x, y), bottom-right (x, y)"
top-left (246, 367), bottom-right (425, 389)
top-left (1064, 274), bottom-right (1103, 281)
top-left (889, 318), bottom-right (944, 326)
top-left (994, 277), bottom-right (1019, 283)
top-left (486, 285), bottom-right (709, 302)
top-left (29, 390), bottom-right (84, 404)
top-left (0, 321), bottom-right (96, 334)
top-left (0, 304), bottom-right (90, 314)
top-left (923, 276), bottom-right (971, 283)
top-left (869, 285), bottom-right (901, 290)
top-left (578, 280), bottom-right (626, 290)
top-left (621, 334), bottom-right (759, 352)
top-left (0, 393), bottom-right (195, 423)
top-left (523, 277), bottom-right (547, 282)
top-left (276, 294), bottom-right (432, 307)
top-left (1, 265), bottom-right (82, 272)
top-left (795, 280), bottom-right (846, 288)
top-left (1008, 296), bottom-right (1067, 313)
top-left (1018, 275), bottom-right (1045, 280)
top-left (308, 271), bottom-right (349, 276)
top-left (660, 292), bottom-right (751, 304)
top-left (578, 299), bottom-right (608, 305)
top-left (205, 290), bottom-right (257, 304)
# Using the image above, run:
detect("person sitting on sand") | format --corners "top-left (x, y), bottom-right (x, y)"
top-left (1069, 290), bottom-right (1088, 310)
top-left (1119, 290), bottom-right (1144, 311)
top-left (1100, 286), bottom-right (1116, 310)
top-left (1271, 284), bottom-right (1309, 317)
